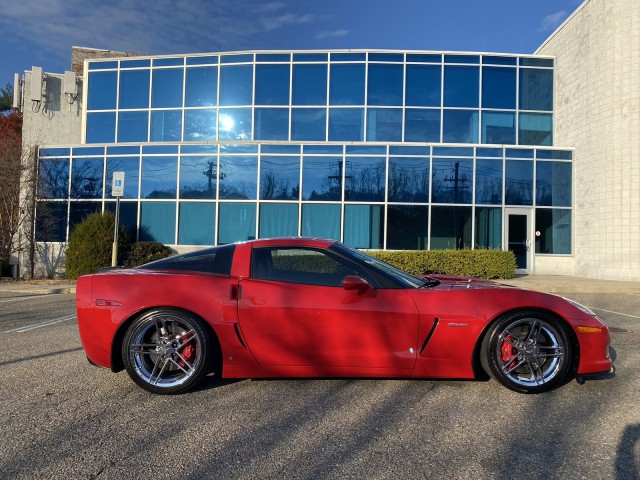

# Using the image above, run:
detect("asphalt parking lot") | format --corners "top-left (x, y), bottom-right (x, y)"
top-left (0, 284), bottom-right (638, 479)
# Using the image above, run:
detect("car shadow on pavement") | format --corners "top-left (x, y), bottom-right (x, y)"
top-left (0, 347), bottom-right (84, 367)
top-left (616, 424), bottom-right (640, 480)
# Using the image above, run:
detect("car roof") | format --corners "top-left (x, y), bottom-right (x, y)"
top-left (249, 237), bottom-right (336, 249)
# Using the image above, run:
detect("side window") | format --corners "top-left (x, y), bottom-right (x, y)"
top-left (251, 247), bottom-right (361, 286)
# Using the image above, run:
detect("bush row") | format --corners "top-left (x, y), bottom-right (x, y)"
top-left (65, 212), bottom-right (174, 280)
top-left (366, 249), bottom-right (516, 279)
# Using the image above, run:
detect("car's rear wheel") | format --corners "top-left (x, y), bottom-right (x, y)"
top-left (122, 308), bottom-right (212, 394)
top-left (481, 310), bottom-right (574, 393)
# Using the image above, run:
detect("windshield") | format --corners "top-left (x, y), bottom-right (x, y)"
top-left (332, 243), bottom-right (424, 289)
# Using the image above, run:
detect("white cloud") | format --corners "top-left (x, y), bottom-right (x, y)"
top-left (316, 29), bottom-right (349, 40)
top-left (539, 10), bottom-right (568, 32)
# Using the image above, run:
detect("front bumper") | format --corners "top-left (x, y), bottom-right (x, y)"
top-left (576, 364), bottom-right (616, 384)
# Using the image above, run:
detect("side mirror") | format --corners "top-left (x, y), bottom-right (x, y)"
top-left (342, 275), bottom-right (374, 296)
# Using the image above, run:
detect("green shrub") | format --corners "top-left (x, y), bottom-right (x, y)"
top-left (65, 212), bottom-right (130, 280)
top-left (125, 241), bottom-right (174, 267)
top-left (366, 249), bottom-right (516, 279)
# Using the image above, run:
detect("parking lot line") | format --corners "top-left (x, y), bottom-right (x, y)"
top-left (589, 307), bottom-right (640, 320)
top-left (0, 294), bottom-right (62, 304)
top-left (3, 314), bottom-right (77, 333)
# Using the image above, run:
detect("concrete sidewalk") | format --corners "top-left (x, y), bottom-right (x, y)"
top-left (1, 275), bottom-right (640, 296)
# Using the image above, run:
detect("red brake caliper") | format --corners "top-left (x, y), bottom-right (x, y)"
top-left (500, 334), bottom-right (517, 368)
top-left (178, 337), bottom-right (196, 367)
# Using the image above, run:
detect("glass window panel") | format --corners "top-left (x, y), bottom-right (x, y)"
top-left (121, 59), bottom-right (150, 68)
top-left (519, 113), bottom-right (553, 146)
top-left (89, 61), bottom-right (118, 70)
top-left (220, 144), bottom-right (258, 154)
top-left (406, 54), bottom-right (441, 63)
top-left (219, 65), bottom-right (253, 106)
top-left (329, 64), bottom-right (365, 105)
top-left (185, 67), bottom-right (217, 107)
top-left (38, 158), bottom-right (69, 199)
top-left (87, 71), bottom-right (117, 110)
top-left (505, 160), bottom-right (533, 205)
top-left (181, 145), bottom-right (218, 154)
top-left (35, 202), bottom-right (67, 242)
top-left (442, 110), bottom-right (479, 143)
top-left (331, 53), bottom-right (366, 61)
top-left (482, 67), bottom-right (516, 109)
top-left (71, 158), bottom-right (103, 199)
top-left (218, 108), bottom-right (252, 141)
top-left (405, 65), bottom-right (441, 107)
top-left (431, 158), bottom-right (473, 204)
top-left (444, 66), bottom-right (479, 108)
top-left (293, 53), bottom-right (328, 62)
top-left (482, 56), bottom-right (517, 66)
top-left (221, 54), bottom-right (253, 64)
top-left (475, 207), bottom-right (503, 249)
top-left (107, 146), bottom-right (139, 155)
top-left (292, 64), bottom-right (327, 105)
top-left (366, 108), bottom-right (402, 142)
top-left (179, 202), bottom-right (215, 245)
top-left (475, 159), bottom-right (503, 204)
top-left (433, 146), bottom-right (474, 157)
top-left (141, 156), bottom-right (177, 199)
top-left (143, 145), bottom-right (178, 155)
top-left (218, 203), bottom-right (257, 243)
top-left (328, 108), bottom-right (364, 141)
top-left (184, 108), bottom-right (216, 141)
top-left (256, 53), bottom-right (290, 62)
top-left (387, 205), bottom-right (428, 250)
top-left (105, 201), bottom-right (138, 239)
top-left (73, 147), bottom-right (104, 156)
top-left (255, 64), bottom-right (290, 105)
top-left (40, 148), bottom-right (70, 157)
top-left (86, 112), bottom-right (116, 144)
top-left (261, 145), bottom-right (300, 154)
top-left (259, 203), bottom-right (299, 238)
top-left (219, 155), bottom-right (258, 199)
top-left (117, 111), bottom-right (149, 143)
top-left (521, 58), bottom-right (553, 68)
top-left (481, 111), bottom-right (515, 144)
top-left (150, 110), bottom-right (182, 142)
top-left (118, 69), bottom-right (150, 109)
top-left (154, 57), bottom-right (184, 67)
top-left (476, 147), bottom-right (503, 158)
top-left (140, 202), bottom-right (176, 244)
top-left (69, 202), bottom-right (103, 234)
top-left (301, 204), bottom-right (340, 239)
top-left (404, 109), bottom-right (440, 142)
top-left (519, 69), bottom-right (553, 111)
top-left (291, 108), bottom-right (326, 141)
top-left (254, 108), bottom-right (289, 141)
top-left (187, 55), bottom-right (219, 66)
top-left (445, 55), bottom-right (480, 64)
top-left (506, 148), bottom-right (534, 158)
top-left (367, 64), bottom-right (403, 106)
top-left (303, 145), bottom-right (343, 154)
top-left (388, 157), bottom-right (429, 202)
top-left (180, 156), bottom-right (217, 199)
top-left (430, 206), bottom-right (472, 249)
top-left (536, 162), bottom-right (572, 207)
top-left (344, 205), bottom-right (384, 249)
top-left (390, 146), bottom-right (429, 156)
top-left (152, 68), bottom-right (183, 108)
top-left (535, 209), bottom-right (571, 254)
top-left (345, 157), bottom-right (385, 202)
top-left (302, 156), bottom-right (342, 201)
top-left (106, 156), bottom-right (140, 199)
top-left (260, 156), bottom-right (300, 200)
top-left (346, 145), bottom-right (386, 155)
top-left (537, 149), bottom-right (572, 160)
top-left (368, 53), bottom-right (403, 62)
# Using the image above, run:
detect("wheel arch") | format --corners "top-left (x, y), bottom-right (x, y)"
top-left (111, 306), bottom-right (223, 377)
top-left (471, 307), bottom-right (580, 379)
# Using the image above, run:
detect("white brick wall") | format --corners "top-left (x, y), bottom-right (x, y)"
top-left (537, 0), bottom-right (640, 280)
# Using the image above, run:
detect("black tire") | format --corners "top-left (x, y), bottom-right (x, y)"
top-left (122, 308), bottom-right (214, 394)
top-left (480, 310), bottom-right (574, 394)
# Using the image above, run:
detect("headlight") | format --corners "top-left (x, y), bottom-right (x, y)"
top-left (563, 297), bottom-right (597, 316)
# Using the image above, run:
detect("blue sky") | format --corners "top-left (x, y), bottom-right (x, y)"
top-left (0, 0), bottom-right (584, 88)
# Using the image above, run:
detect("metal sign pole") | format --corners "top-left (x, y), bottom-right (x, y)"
top-left (112, 196), bottom-right (120, 266)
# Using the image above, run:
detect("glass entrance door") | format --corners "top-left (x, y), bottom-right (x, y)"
top-left (505, 209), bottom-right (532, 274)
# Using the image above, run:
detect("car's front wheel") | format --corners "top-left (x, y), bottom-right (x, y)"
top-left (122, 308), bottom-right (213, 394)
top-left (481, 310), bottom-right (574, 393)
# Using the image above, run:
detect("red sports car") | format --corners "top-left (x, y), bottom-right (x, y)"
top-left (76, 237), bottom-right (614, 394)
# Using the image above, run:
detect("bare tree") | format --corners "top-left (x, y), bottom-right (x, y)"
top-left (0, 112), bottom-right (37, 277)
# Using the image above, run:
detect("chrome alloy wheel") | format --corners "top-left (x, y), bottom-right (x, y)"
top-left (496, 318), bottom-right (566, 387)
top-left (128, 313), bottom-right (204, 389)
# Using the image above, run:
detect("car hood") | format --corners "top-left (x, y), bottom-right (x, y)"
top-left (423, 274), bottom-right (511, 290)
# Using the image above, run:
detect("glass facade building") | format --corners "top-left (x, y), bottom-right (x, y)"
top-left (35, 50), bottom-right (572, 270)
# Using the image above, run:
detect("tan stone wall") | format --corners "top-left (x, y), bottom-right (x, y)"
top-left (537, 0), bottom-right (640, 280)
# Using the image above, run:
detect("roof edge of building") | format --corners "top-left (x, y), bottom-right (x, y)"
top-left (535, 0), bottom-right (590, 53)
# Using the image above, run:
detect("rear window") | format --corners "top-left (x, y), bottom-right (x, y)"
top-left (140, 245), bottom-right (235, 275)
